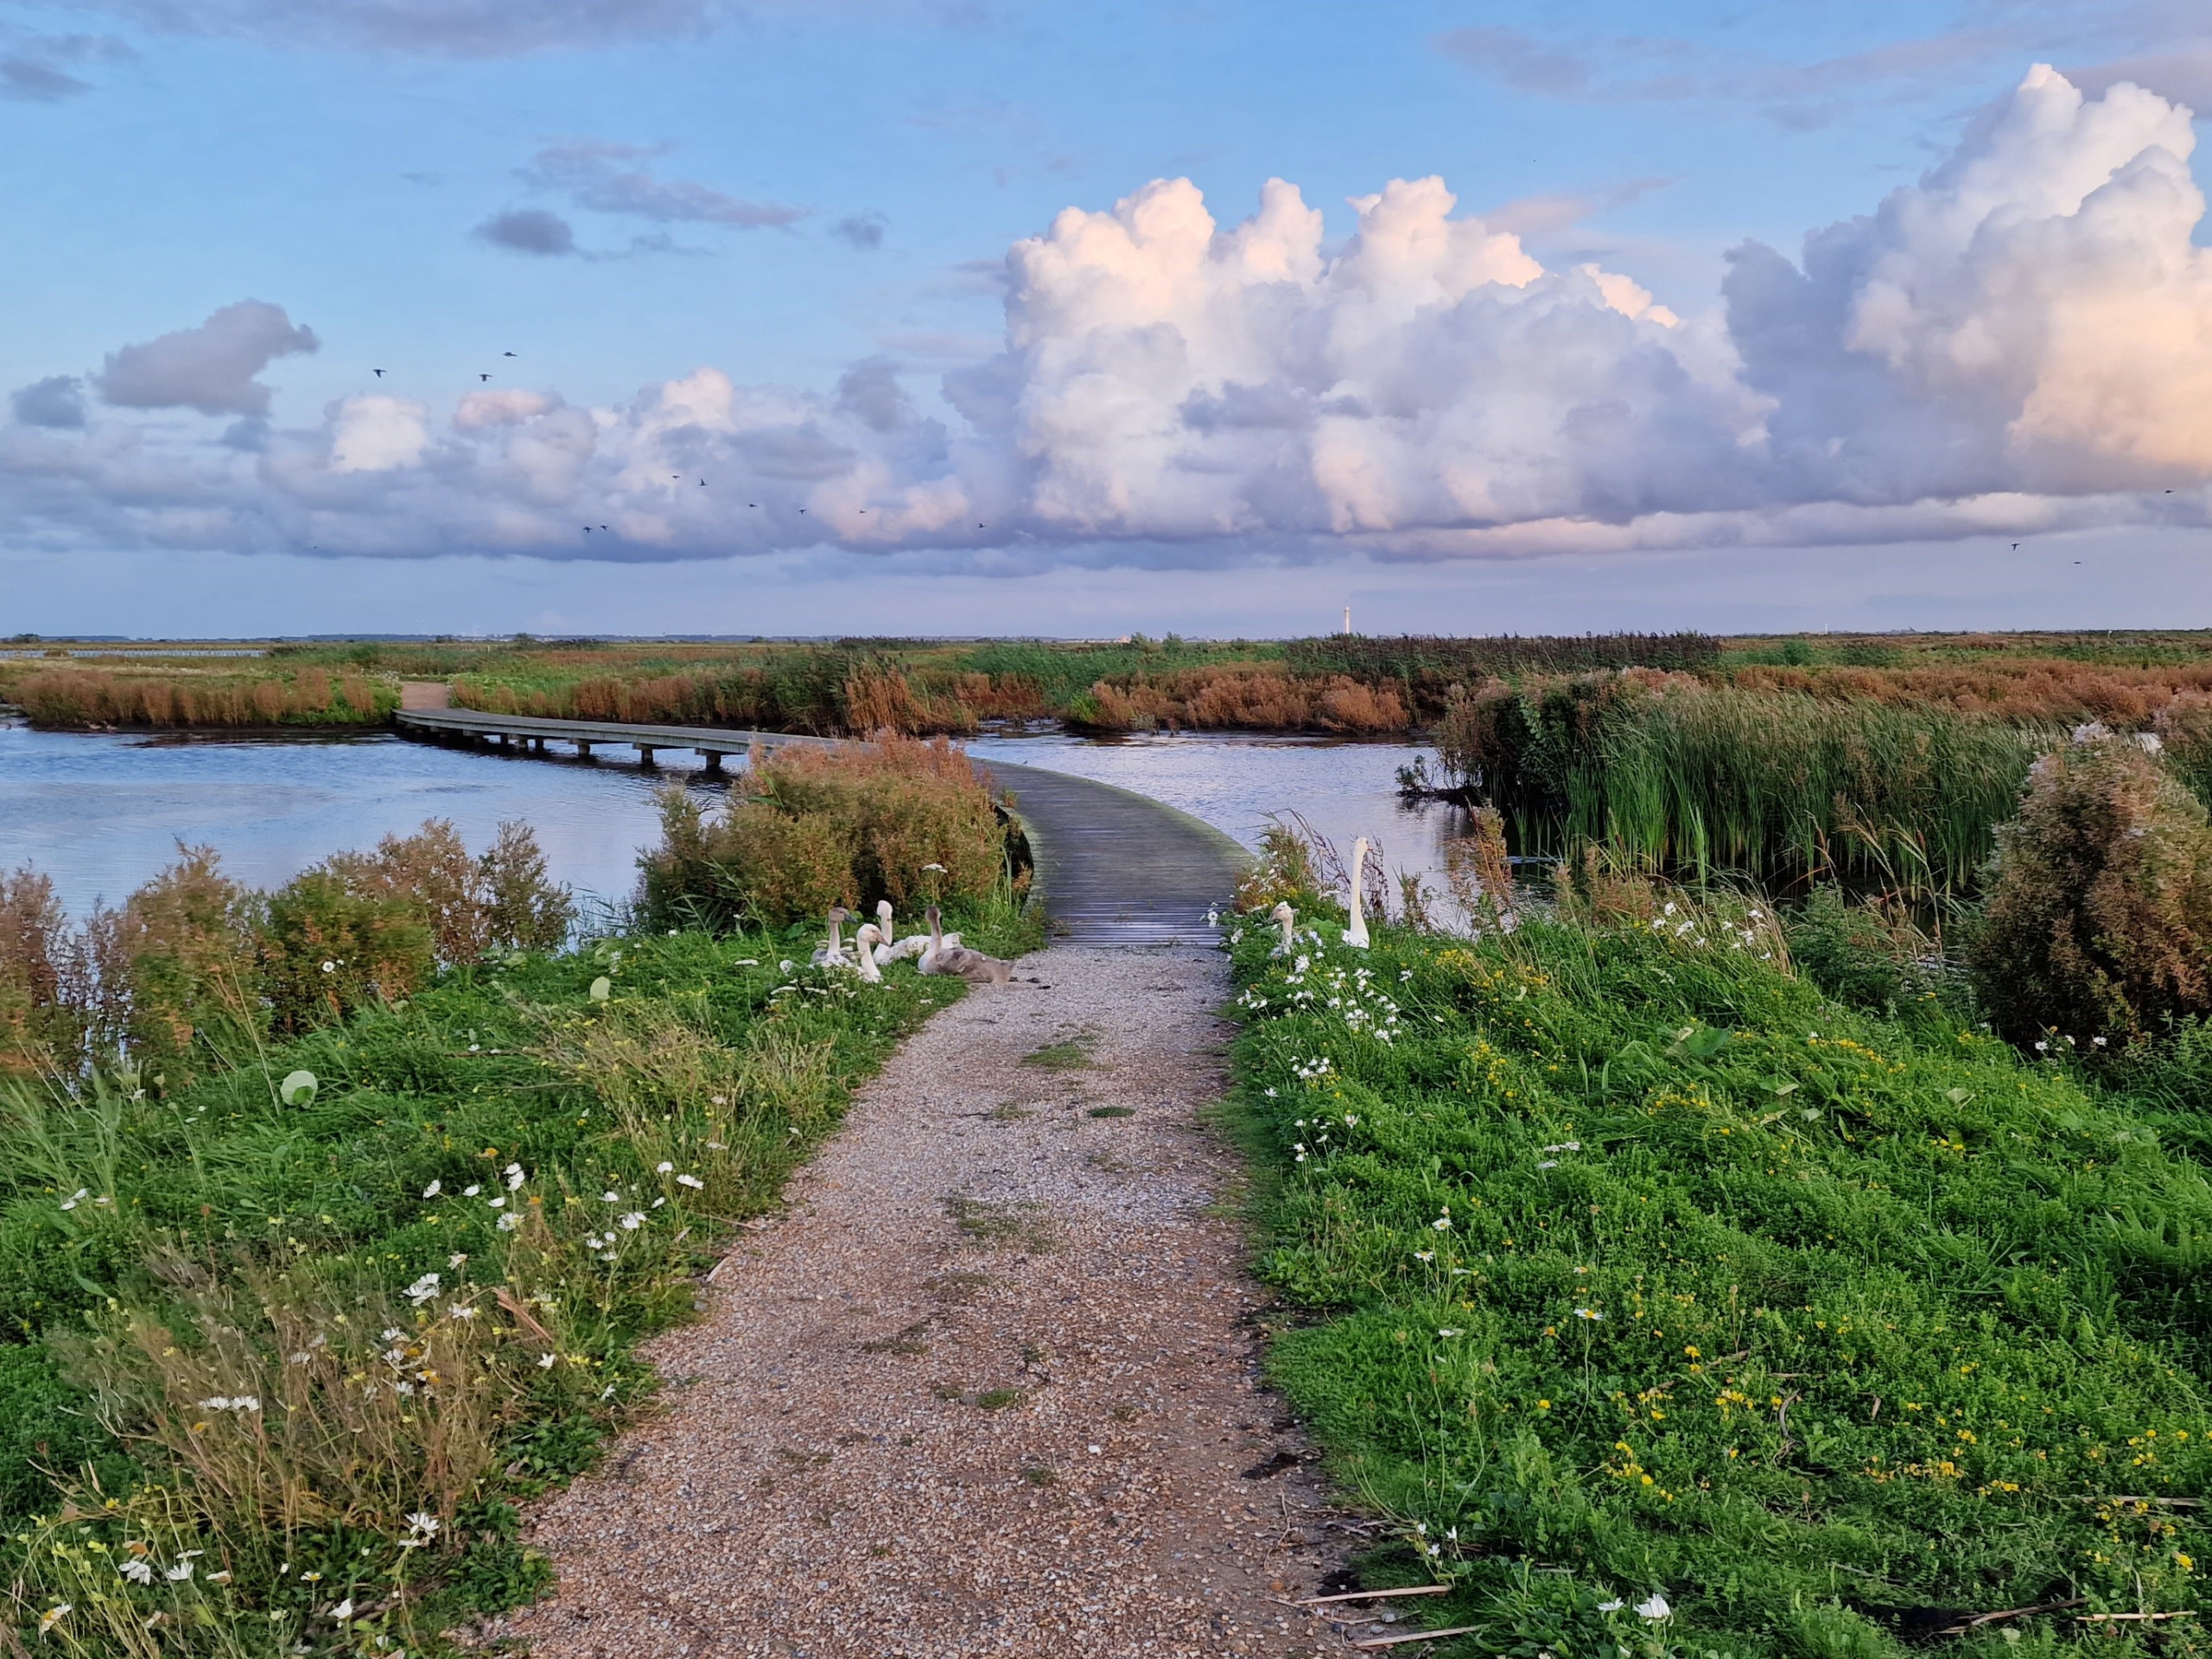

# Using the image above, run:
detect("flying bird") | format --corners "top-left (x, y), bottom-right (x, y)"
top-left (479, 373), bottom-right (492, 382)
top-left (748, 501), bottom-right (757, 507)
top-left (372, 368), bottom-right (386, 378)
top-left (2012, 542), bottom-right (2020, 550)
top-left (503, 351), bottom-right (517, 357)
top-left (600, 524), bottom-right (608, 531)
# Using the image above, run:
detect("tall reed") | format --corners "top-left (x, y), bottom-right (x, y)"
top-left (1445, 674), bottom-right (2052, 894)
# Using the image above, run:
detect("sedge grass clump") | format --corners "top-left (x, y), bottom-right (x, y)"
top-left (1224, 898), bottom-right (2212, 1659)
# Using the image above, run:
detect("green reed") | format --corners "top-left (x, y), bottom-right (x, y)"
top-left (1483, 678), bottom-right (2053, 896)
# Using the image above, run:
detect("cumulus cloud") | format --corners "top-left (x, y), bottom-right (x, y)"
top-left (1727, 65), bottom-right (2212, 498)
top-left (11, 377), bottom-right (86, 429)
top-left (94, 300), bottom-right (319, 416)
top-left (518, 143), bottom-right (804, 229)
top-left (10, 67), bottom-right (2212, 569)
top-left (474, 207), bottom-right (578, 256)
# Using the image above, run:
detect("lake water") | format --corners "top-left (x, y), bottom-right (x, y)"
top-left (0, 720), bottom-right (1465, 920)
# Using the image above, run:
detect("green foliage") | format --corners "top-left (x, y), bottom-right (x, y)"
top-left (1783, 888), bottom-right (1971, 1033)
top-left (1224, 901), bottom-right (2212, 1659)
top-left (638, 735), bottom-right (1014, 931)
top-left (1972, 739), bottom-right (2212, 1048)
top-left (258, 870), bottom-right (435, 1035)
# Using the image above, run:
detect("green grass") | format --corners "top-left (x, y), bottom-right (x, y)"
top-left (0, 922), bottom-right (996, 1653)
top-left (1021, 1032), bottom-right (1098, 1071)
top-left (1223, 901), bottom-right (2212, 1659)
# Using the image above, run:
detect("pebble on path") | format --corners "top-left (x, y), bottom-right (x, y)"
top-left (480, 944), bottom-right (1365, 1658)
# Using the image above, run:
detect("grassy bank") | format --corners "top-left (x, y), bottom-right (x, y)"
top-left (0, 737), bottom-right (1038, 1652)
top-left (0, 930), bottom-right (995, 1654)
top-left (1224, 898), bottom-right (2212, 1659)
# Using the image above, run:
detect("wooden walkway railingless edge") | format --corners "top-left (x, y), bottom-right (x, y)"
top-left (393, 709), bottom-right (1249, 946)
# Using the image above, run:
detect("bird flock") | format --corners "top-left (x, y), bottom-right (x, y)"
top-left (807, 899), bottom-right (1014, 986)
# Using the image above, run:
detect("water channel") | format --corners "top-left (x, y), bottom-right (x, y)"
top-left (0, 719), bottom-right (1465, 920)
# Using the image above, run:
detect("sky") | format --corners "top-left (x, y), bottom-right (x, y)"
top-left (3, 0), bottom-right (2211, 639)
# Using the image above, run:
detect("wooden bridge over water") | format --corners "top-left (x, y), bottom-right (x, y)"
top-left (394, 708), bottom-right (1248, 946)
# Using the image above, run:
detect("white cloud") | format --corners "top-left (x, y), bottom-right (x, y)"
top-left (328, 396), bottom-right (429, 473)
top-left (8, 66), bottom-right (2212, 569)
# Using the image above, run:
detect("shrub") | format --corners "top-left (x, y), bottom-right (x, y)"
top-left (1972, 739), bottom-right (2212, 1047)
top-left (638, 736), bottom-right (1009, 931)
top-left (111, 848), bottom-right (264, 1081)
top-left (0, 869), bottom-right (73, 1075)
top-left (321, 820), bottom-right (573, 965)
top-left (2155, 690), bottom-right (2212, 808)
top-left (258, 872), bottom-right (434, 1036)
top-left (479, 821), bottom-right (575, 954)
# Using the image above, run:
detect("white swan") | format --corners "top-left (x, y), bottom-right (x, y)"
top-left (918, 904), bottom-right (1013, 984)
top-left (810, 906), bottom-right (854, 968)
top-left (882, 899), bottom-right (957, 963)
top-left (850, 923), bottom-right (886, 982)
top-left (873, 896), bottom-right (957, 960)
top-left (1270, 900), bottom-right (1296, 956)
top-left (1344, 837), bottom-right (1370, 949)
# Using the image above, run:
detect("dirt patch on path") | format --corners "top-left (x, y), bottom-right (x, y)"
top-left (485, 944), bottom-right (1363, 1658)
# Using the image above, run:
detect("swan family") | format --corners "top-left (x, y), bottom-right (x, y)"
top-left (804, 899), bottom-right (1011, 986)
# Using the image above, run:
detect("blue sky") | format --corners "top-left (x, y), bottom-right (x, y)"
top-left (3, 0), bottom-right (2209, 637)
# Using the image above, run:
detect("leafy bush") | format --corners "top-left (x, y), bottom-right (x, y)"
top-left (639, 735), bottom-right (1013, 930)
top-left (1972, 738), bottom-right (2212, 1046)
top-left (1224, 899), bottom-right (2212, 1659)
top-left (0, 826), bottom-right (574, 1082)
top-left (257, 871), bottom-right (435, 1035)
top-left (111, 847), bottom-right (265, 1080)
top-left (320, 818), bottom-right (575, 966)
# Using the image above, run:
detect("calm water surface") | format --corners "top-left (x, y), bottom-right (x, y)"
top-left (1, 721), bottom-right (1467, 918)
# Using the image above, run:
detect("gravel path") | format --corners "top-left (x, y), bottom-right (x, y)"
top-left (485, 944), bottom-right (1364, 1658)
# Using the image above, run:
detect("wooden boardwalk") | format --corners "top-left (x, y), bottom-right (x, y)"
top-left (393, 709), bottom-right (1246, 944)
